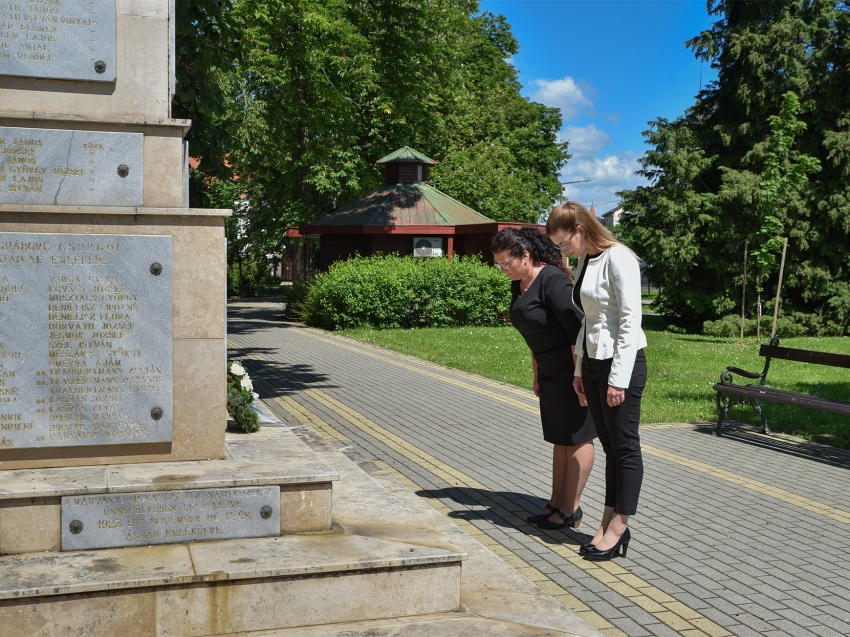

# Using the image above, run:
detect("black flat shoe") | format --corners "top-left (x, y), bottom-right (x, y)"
top-left (584, 528), bottom-right (630, 561)
top-left (537, 506), bottom-right (583, 530)
top-left (526, 504), bottom-right (560, 524)
top-left (578, 542), bottom-right (595, 556)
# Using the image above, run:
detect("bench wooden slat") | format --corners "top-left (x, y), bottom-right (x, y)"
top-left (759, 345), bottom-right (850, 369)
top-left (713, 383), bottom-right (850, 416)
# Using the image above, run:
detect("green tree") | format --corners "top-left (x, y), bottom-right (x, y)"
top-left (620, 1), bottom-right (850, 332)
top-left (173, 0), bottom-right (242, 203)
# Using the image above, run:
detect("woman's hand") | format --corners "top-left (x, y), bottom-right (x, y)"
top-left (573, 377), bottom-right (587, 407)
top-left (533, 377), bottom-right (540, 397)
top-left (607, 385), bottom-right (626, 408)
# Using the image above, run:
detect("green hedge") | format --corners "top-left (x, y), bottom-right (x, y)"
top-left (701, 312), bottom-right (842, 338)
top-left (301, 254), bottom-right (511, 330)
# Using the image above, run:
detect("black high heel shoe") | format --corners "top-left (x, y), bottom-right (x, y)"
top-left (578, 542), bottom-right (595, 556)
top-left (583, 528), bottom-right (630, 561)
top-left (537, 506), bottom-right (582, 530)
top-left (526, 504), bottom-right (560, 524)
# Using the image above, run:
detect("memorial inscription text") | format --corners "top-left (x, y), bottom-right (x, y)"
top-left (61, 486), bottom-right (282, 550)
top-left (0, 232), bottom-right (172, 449)
top-left (0, 0), bottom-right (117, 82)
top-left (0, 126), bottom-right (143, 207)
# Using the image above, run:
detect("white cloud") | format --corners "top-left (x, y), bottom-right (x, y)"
top-left (561, 124), bottom-right (609, 157)
top-left (529, 76), bottom-right (594, 121)
top-left (559, 150), bottom-right (647, 211)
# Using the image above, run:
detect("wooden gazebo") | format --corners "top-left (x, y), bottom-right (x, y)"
top-left (287, 146), bottom-right (537, 271)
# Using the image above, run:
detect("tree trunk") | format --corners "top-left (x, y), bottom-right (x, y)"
top-left (292, 240), bottom-right (307, 283)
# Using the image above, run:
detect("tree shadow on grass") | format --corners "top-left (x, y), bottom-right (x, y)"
top-left (413, 486), bottom-right (593, 548)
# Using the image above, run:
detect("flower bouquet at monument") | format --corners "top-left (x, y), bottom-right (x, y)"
top-left (227, 361), bottom-right (261, 433)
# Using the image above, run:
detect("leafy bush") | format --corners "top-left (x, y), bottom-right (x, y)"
top-left (301, 254), bottom-right (511, 330)
top-left (226, 361), bottom-right (260, 433)
top-left (703, 314), bottom-right (811, 338)
top-left (280, 282), bottom-right (311, 319)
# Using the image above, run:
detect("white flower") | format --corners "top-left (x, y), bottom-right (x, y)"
top-left (240, 375), bottom-right (253, 392)
top-left (229, 362), bottom-right (246, 377)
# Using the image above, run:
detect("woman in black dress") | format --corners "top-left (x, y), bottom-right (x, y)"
top-left (491, 227), bottom-right (596, 530)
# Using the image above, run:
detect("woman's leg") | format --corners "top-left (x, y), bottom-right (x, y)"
top-left (592, 351), bottom-right (647, 551)
top-left (582, 358), bottom-right (614, 543)
top-left (564, 441), bottom-right (594, 513)
top-left (533, 445), bottom-right (568, 517)
top-left (543, 442), bottom-right (594, 523)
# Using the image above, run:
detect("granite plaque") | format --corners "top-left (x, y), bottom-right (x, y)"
top-left (61, 486), bottom-right (282, 550)
top-left (0, 232), bottom-right (172, 449)
top-left (0, 0), bottom-right (117, 82)
top-left (0, 126), bottom-right (143, 206)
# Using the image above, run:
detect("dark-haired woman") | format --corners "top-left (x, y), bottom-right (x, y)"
top-left (491, 227), bottom-right (596, 530)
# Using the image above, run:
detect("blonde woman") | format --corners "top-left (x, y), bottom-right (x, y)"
top-left (546, 202), bottom-right (647, 561)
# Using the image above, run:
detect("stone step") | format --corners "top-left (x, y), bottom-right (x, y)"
top-left (0, 533), bottom-right (466, 636)
top-left (234, 613), bottom-right (579, 636)
top-left (0, 448), bottom-right (338, 553)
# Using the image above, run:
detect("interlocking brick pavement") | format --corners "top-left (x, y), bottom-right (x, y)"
top-left (228, 299), bottom-right (850, 637)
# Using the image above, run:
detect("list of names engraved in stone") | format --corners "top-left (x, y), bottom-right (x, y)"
top-left (0, 0), bottom-right (117, 82)
top-left (61, 486), bottom-right (282, 550)
top-left (0, 126), bottom-right (143, 206)
top-left (0, 232), bottom-right (172, 449)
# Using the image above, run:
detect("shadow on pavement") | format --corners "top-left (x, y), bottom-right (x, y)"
top-left (415, 486), bottom-right (594, 547)
top-left (695, 422), bottom-right (850, 471)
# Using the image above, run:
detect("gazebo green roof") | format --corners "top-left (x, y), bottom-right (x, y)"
top-left (375, 146), bottom-right (437, 166)
top-left (307, 183), bottom-right (492, 228)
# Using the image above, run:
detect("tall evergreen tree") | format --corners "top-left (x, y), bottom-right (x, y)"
top-left (620, 0), bottom-right (850, 333)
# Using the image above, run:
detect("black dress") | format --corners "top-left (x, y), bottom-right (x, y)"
top-left (511, 265), bottom-right (596, 446)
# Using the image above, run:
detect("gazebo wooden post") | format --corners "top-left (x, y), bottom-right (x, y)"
top-left (447, 236), bottom-right (454, 260)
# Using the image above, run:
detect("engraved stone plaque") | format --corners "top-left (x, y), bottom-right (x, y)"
top-left (0, 232), bottom-right (172, 449)
top-left (0, 0), bottom-right (117, 82)
top-left (0, 126), bottom-right (143, 206)
top-left (61, 486), bottom-right (282, 550)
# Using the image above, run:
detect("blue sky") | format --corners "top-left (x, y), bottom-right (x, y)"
top-left (480, 0), bottom-right (718, 213)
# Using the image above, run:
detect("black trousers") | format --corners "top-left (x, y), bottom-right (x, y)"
top-left (582, 350), bottom-right (646, 516)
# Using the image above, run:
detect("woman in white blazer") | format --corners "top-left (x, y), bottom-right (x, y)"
top-left (547, 201), bottom-right (647, 561)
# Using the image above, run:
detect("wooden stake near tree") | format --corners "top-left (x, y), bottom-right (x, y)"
top-left (771, 238), bottom-right (789, 339)
top-left (739, 240), bottom-right (748, 345)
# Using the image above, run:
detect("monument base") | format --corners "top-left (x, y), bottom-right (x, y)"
top-left (0, 420), bottom-right (600, 637)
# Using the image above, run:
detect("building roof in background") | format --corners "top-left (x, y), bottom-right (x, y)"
top-left (375, 146), bottom-right (438, 165)
top-left (308, 183), bottom-right (492, 228)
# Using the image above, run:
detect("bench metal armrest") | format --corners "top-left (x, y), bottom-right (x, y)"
top-left (719, 366), bottom-right (764, 384)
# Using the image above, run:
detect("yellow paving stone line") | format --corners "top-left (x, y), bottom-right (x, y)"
top-left (304, 387), bottom-right (726, 637)
top-left (303, 388), bottom-right (489, 489)
top-left (372, 460), bottom-right (628, 637)
top-left (641, 444), bottom-right (850, 526)
top-left (299, 327), bottom-right (540, 403)
top-left (273, 395), bottom-right (351, 442)
top-left (641, 423), bottom-right (699, 431)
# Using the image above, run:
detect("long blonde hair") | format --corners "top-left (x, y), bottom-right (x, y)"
top-left (545, 201), bottom-right (622, 253)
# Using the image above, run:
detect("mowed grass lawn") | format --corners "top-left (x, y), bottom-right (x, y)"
top-left (340, 316), bottom-right (850, 448)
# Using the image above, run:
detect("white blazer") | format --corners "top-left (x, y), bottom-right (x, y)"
top-left (574, 244), bottom-right (647, 389)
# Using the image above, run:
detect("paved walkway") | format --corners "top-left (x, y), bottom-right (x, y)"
top-left (228, 299), bottom-right (850, 637)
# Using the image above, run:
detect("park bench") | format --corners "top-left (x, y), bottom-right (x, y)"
top-left (713, 336), bottom-right (850, 436)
